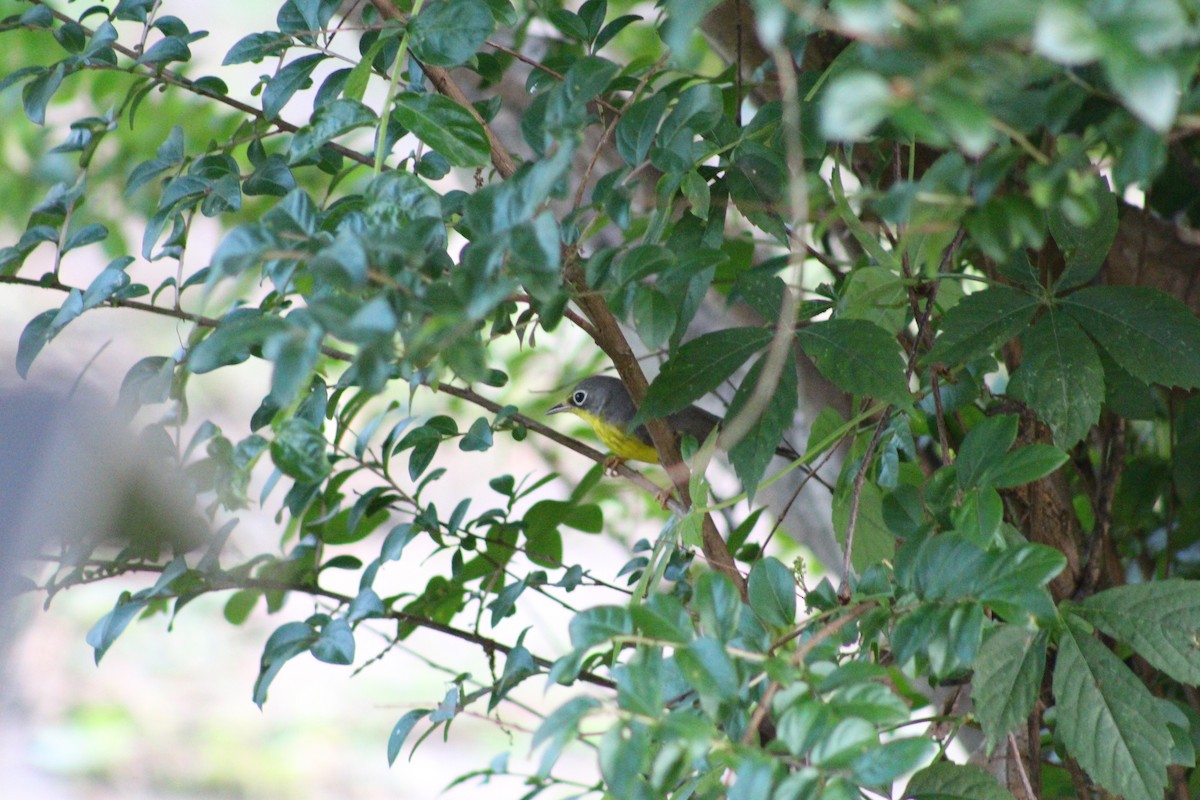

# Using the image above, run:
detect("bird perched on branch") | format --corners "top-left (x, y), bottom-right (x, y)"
top-left (547, 375), bottom-right (800, 466)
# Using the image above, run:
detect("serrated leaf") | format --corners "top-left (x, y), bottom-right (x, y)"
top-left (971, 626), bottom-right (1047, 747)
top-left (1054, 618), bottom-right (1173, 800)
top-left (1007, 311), bottom-right (1103, 447)
top-left (727, 347), bottom-right (798, 498)
top-left (636, 327), bottom-right (773, 423)
top-left (928, 287), bottom-right (1039, 367)
top-left (1050, 183), bottom-right (1118, 291)
top-left (904, 761), bottom-right (1015, 800)
top-left (391, 92), bottom-right (489, 168)
top-left (1061, 286), bottom-right (1200, 390)
top-left (1075, 580), bottom-right (1200, 684)
top-left (798, 319), bottom-right (909, 407)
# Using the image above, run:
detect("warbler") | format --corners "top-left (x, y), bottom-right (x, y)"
top-left (547, 375), bottom-right (800, 464)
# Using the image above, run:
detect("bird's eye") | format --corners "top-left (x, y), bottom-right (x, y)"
top-left (572, 390), bottom-right (587, 405)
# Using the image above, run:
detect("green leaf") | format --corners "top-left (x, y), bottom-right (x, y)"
top-left (16, 309), bottom-right (57, 379)
top-left (797, 319), bottom-right (910, 407)
top-left (905, 761), bottom-right (1015, 800)
top-left (409, 0), bottom-right (495, 67)
top-left (270, 418), bottom-right (331, 484)
top-left (927, 287), bottom-right (1039, 367)
top-left (188, 310), bottom-right (285, 372)
top-left (86, 596), bottom-right (149, 664)
top-left (288, 98), bottom-right (377, 163)
top-left (821, 71), bottom-right (892, 141)
top-left (693, 571), bottom-right (742, 643)
top-left (310, 618), bottom-right (355, 664)
top-left (1103, 50), bottom-right (1179, 133)
top-left (631, 593), bottom-right (693, 643)
top-left (675, 637), bottom-right (739, 702)
top-left (387, 709), bottom-right (431, 766)
top-left (971, 626), bottom-right (1047, 747)
top-left (563, 55), bottom-right (618, 104)
top-left (391, 92), bottom-right (489, 168)
top-left (459, 417), bottom-right (494, 451)
top-left (631, 285), bottom-right (676, 351)
top-left (727, 347), bottom-right (799, 499)
top-left (253, 621), bottom-right (317, 707)
top-left (1049, 183), bottom-right (1118, 290)
top-left (1061, 286), bottom-right (1200, 390)
top-left (532, 696), bottom-right (600, 776)
top-left (981, 444), bottom-right (1068, 489)
top-left (1054, 617), bottom-right (1173, 800)
top-left (615, 93), bottom-right (667, 166)
top-left (263, 53), bottom-right (325, 120)
top-left (747, 557), bottom-right (796, 628)
top-left (637, 327), bottom-right (773, 423)
top-left (22, 63), bottom-right (65, 125)
top-left (852, 737), bottom-right (937, 788)
top-left (223, 31), bottom-right (292, 64)
top-left (956, 415), bottom-right (1017, 490)
top-left (1007, 311), bottom-right (1103, 447)
top-left (1074, 580), bottom-right (1200, 684)
top-left (568, 605), bottom-right (631, 650)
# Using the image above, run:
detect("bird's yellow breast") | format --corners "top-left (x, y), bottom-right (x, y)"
top-left (569, 409), bottom-right (659, 463)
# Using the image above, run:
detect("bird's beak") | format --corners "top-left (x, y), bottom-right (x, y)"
top-left (546, 402), bottom-right (569, 415)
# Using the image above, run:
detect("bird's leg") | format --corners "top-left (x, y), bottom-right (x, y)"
top-left (603, 454), bottom-right (626, 476)
top-left (654, 485), bottom-right (677, 510)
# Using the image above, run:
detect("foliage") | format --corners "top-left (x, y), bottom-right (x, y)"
top-left (6, 0), bottom-right (1200, 798)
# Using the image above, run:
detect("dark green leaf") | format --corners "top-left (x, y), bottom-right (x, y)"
top-left (798, 319), bottom-right (910, 407)
top-left (392, 92), bottom-right (489, 168)
top-left (615, 93), bottom-right (667, 166)
top-left (971, 626), bottom-right (1046, 747)
top-left (311, 618), bottom-right (355, 664)
top-left (459, 417), bottom-right (494, 452)
top-left (263, 53), bottom-right (325, 120)
top-left (927, 287), bottom-right (1039, 367)
top-left (223, 32), bottom-right (293, 64)
top-left (22, 63), bottom-right (64, 125)
top-left (270, 418), bottom-right (331, 484)
top-left (289, 99), bottom-right (377, 163)
top-left (568, 605), bottom-right (631, 650)
top-left (409, 0), bottom-right (495, 67)
top-left (1075, 580), bottom-right (1200, 684)
top-left (1050, 183), bottom-right (1118, 290)
top-left (957, 415), bottom-right (1017, 490)
top-left (637, 327), bottom-right (773, 423)
top-left (981, 444), bottom-right (1067, 489)
top-left (387, 709), bottom-right (431, 766)
top-left (1061, 286), bottom-right (1200, 390)
top-left (1054, 617), bottom-right (1173, 800)
top-left (904, 762), bottom-right (1015, 800)
top-left (16, 309), bottom-right (57, 378)
top-left (1007, 311), bottom-right (1103, 447)
top-left (727, 346), bottom-right (799, 499)
top-left (747, 557), bottom-right (795, 628)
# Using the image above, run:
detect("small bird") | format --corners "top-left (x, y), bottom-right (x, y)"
top-left (547, 375), bottom-right (799, 464)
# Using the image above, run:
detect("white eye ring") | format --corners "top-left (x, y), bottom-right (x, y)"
top-left (572, 390), bottom-right (587, 405)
